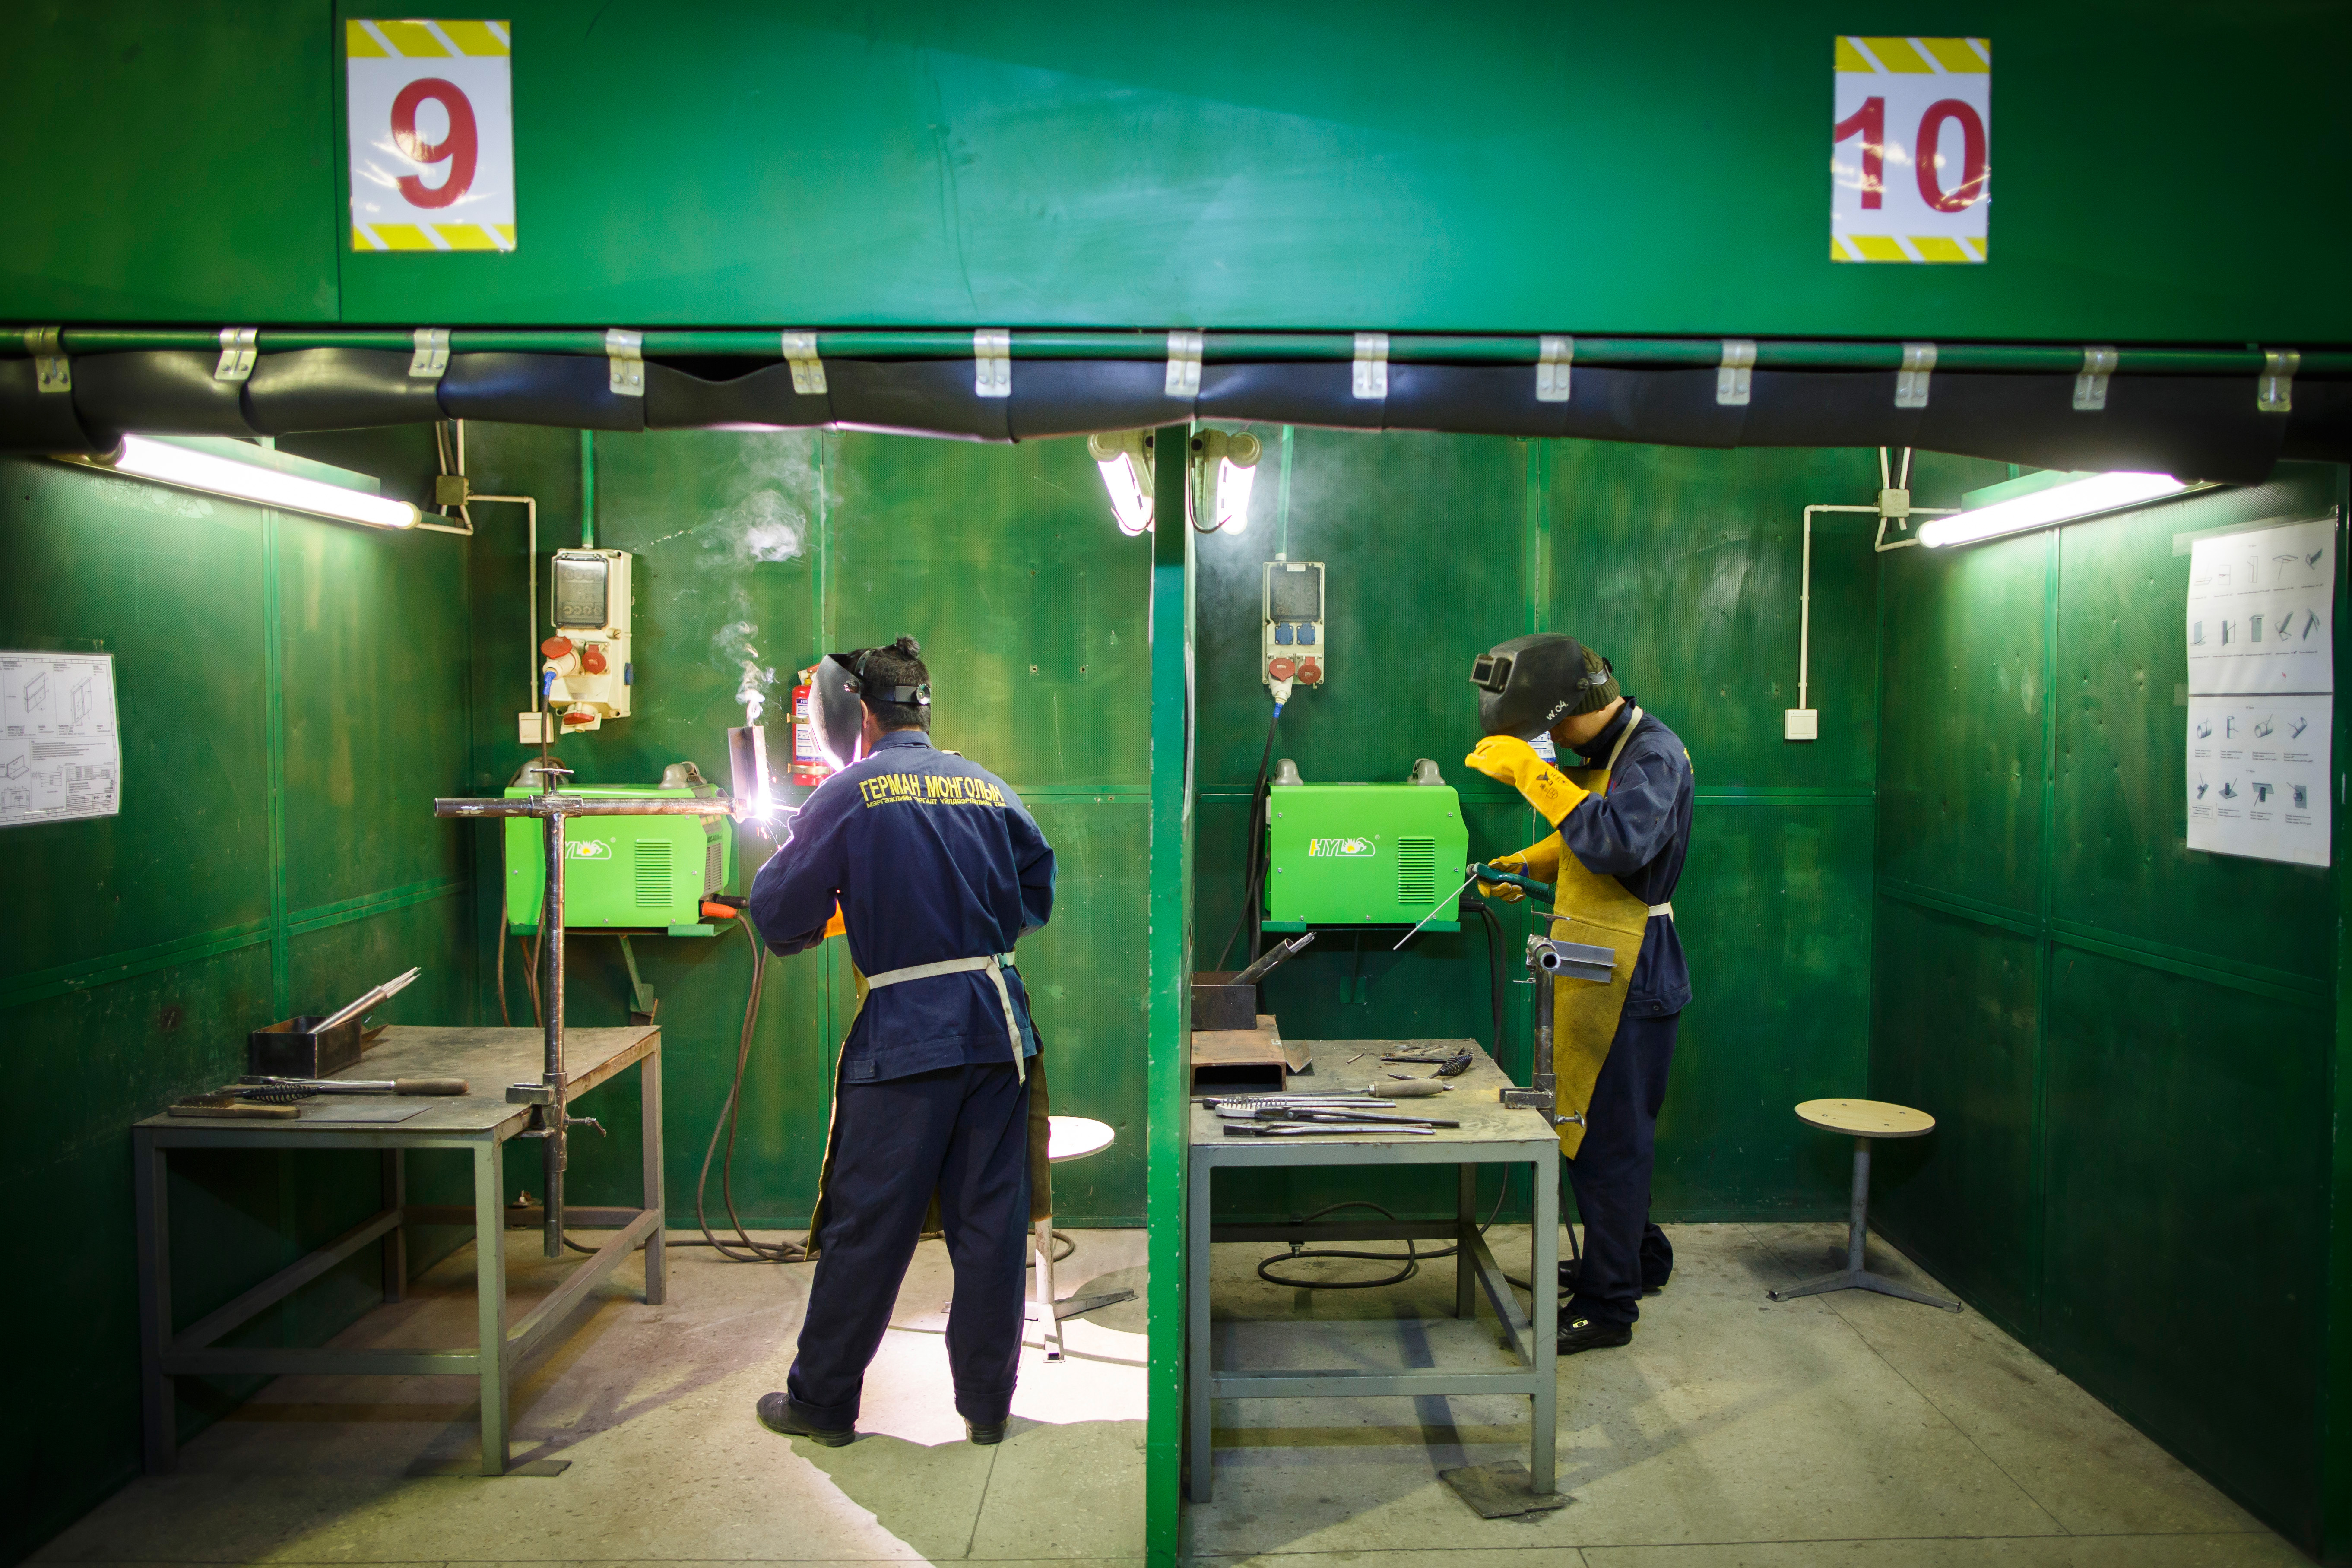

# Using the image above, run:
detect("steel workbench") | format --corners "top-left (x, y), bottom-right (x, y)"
top-left (132, 1023), bottom-right (663, 1477)
top-left (1186, 1039), bottom-right (1559, 1502)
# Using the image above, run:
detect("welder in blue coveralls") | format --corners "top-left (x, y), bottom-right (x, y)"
top-left (746, 636), bottom-right (1056, 1447)
top-left (1464, 633), bottom-right (1693, 1355)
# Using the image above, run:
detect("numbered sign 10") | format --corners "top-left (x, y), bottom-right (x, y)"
top-left (1831, 36), bottom-right (1989, 264)
top-left (347, 19), bottom-right (515, 252)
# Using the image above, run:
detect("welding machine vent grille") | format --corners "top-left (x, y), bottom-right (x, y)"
top-left (704, 837), bottom-right (724, 896)
top-left (634, 839), bottom-right (673, 907)
top-left (1396, 837), bottom-right (1436, 906)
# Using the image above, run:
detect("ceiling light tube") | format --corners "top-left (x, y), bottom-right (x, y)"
top-left (1087, 431), bottom-right (1155, 535)
top-left (72, 434), bottom-right (422, 529)
top-left (1212, 431), bottom-right (1261, 534)
top-left (1918, 470), bottom-right (2189, 548)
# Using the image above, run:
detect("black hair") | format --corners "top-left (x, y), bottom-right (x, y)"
top-left (857, 635), bottom-right (931, 731)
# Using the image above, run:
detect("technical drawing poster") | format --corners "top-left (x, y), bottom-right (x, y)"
top-left (0, 652), bottom-right (120, 827)
top-left (2186, 518), bottom-right (2334, 696)
top-left (2185, 695), bottom-right (2331, 867)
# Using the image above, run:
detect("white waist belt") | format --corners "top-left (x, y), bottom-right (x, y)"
top-left (1648, 903), bottom-right (1674, 919)
top-left (861, 952), bottom-right (1024, 1082)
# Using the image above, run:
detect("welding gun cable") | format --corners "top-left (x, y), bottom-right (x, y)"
top-left (1474, 900), bottom-right (1506, 1058)
top-left (1253, 1176), bottom-right (1515, 1290)
top-left (680, 918), bottom-right (809, 1263)
top-left (1212, 701), bottom-right (1285, 972)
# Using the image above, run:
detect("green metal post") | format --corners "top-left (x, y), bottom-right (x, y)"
top-left (579, 431), bottom-right (596, 549)
top-left (1144, 425), bottom-right (1195, 1565)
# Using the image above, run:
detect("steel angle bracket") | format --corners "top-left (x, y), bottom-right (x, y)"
top-left (1895, 342), bottom-right (1936, 409)
top-left (27, 327), bottom-right (69, 392)
top-left (1536, 335), bottom-right (1573, 403)
top-left (1165, 329), bottom-right (1204, 398)
top-left (606, 329), bottom-right (646, 396)
top-left (214, 327), bottom-right (259, 382)
top-left (2073, 345), bottom-right (2116, 412)
top-left (780, 330), bottom-right (827, 395)
top-left (974, 329), bottom-right (1012, 398)
top-left (1716, 339), bottom-right (1755, 406)
top-left (2259, 349), bottom-right (2298, 414)
top-left (410, 327), bottom-right (451, 380)
top-left (1352, 332), bottom-right (1389, 401)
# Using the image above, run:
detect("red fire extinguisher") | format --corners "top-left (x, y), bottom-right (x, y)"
top-left (790, 665), bottom-right (832, 786)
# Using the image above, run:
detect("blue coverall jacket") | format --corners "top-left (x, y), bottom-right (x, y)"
top-left (747, 729), bottom-right (1057, 1082)
top-left (1560, 700), bottom-right (1694, 1017)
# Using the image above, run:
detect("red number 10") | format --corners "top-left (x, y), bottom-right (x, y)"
top-left (1835, 95), bottom-right (1985, 212)
top-left (392, 78), bottom-right (478, 209)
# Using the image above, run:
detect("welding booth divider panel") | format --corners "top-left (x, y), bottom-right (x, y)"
top-left (7, 349), bottom-right (2351, 485)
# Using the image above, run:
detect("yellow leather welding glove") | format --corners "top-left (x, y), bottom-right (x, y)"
top-left (1465, 736), bottom-right (1590, 827)
top-left (1474, 835), bottom-right (1563, 902)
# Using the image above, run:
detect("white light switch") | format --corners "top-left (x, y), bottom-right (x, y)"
top-left (1784, 709), bottom-right (1819, 742)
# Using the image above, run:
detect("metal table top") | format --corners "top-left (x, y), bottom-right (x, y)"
top-left (1191, 1039), bottom-right (1556, 1162)
top-left (136, 1024), bottom-right (659, 1139)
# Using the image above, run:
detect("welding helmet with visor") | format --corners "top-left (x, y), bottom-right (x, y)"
top-left (1470, 633), bottom-right (1617, 740)
top-left (808, 648), bottom-right (932, 770)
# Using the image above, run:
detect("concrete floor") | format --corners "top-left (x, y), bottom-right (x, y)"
top-left (33, 1222), bottom-right (2303, 1567)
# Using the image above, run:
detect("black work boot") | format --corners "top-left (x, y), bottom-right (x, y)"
top-left (965, 1418), bottom-right (1008, 1446)
top-left (1556, 1307), bottom-right (1633, 1356)
top-left (756, 1392), bottom-right (854, 1446)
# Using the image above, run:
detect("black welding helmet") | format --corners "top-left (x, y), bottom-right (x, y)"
top-left (808, 646), bottom-right (932, 770)
top-left (1469, 633), bottom-right (1618, 739)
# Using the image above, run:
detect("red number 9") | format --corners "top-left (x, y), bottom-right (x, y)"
top-left (1914, 99), bottom-right (1987, 213)
top-left (391, 78), bottom-right (478, 210)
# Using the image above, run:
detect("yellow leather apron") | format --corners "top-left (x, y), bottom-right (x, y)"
top-left (801, 953), bottom-right (1052, 1258)
top-left (1541, 708), bottom-right (1665, 1159)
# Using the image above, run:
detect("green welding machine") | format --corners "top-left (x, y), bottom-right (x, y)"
top-left (504, 773), bottom-right (735, 935)
top-left (1262, 764), bottom-right (1469, 931)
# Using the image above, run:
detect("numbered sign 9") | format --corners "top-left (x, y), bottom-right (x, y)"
top-left (346, 19), bottom-right (515, 252)
top-left (1831, 36), bottom-right (1989, 264)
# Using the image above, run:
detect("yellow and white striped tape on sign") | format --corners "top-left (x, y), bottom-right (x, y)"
top-left (346, 20), bottom-right (518, 253)
top-left (1830, 37), bottom-right (1990, 264)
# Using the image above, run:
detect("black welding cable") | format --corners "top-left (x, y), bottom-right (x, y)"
top-left (496, 915), bottom-right (510, 1029)
top-left (678, 918), bottom-right (809, 1262)
top-left (1212, 703), bottom-right (1284, 972)
top-left (1473, 899), bottom-right (1505, 1054)
top-left (1255, 1172), bottom-right (1515, 1290)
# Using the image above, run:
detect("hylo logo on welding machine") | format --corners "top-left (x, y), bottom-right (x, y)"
top-left (565, 840), bottom-right (613, 860)
top-left (1307, 837), bottom-right (1376, 858)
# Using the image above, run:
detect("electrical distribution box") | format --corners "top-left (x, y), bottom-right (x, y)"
top-left (1262, 779), bottom-right (1469, 930)
top-left (1262, 560), bottom-right (1326, 694)
top-left (503, 781), bottom-right (732, 934)
top-left (523, 549), bottom-right (634, 741)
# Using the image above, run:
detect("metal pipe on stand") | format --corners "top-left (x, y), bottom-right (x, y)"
top-left (433, 790), bottom-right (738, 1258)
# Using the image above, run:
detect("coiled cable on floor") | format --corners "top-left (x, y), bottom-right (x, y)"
top-left (1255, 1172), bottom-right (1515, 1290)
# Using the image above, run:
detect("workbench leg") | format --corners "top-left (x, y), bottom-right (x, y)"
top-left (1531, 1151), bottom-right (1558, 1494)
top-left (1455, 1163), bottom-right (1478, 1321)
top-left (474, 1138), bottom-right (510, 1476)
top-left (1185, 1155), bottom-right (1213, 1503)
top-left (133, 1133), bottom-right (175, 1474)
top-left (380, 1150), bottom-right (407, 1304)
top-left (640, 1045), bottom-right (666, 1306)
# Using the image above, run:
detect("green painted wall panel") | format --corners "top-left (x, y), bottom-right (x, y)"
top-left (0, 458), bottom-right (271, 978)
top-left (2042, 948), bottom-right (2330, 1545)
top-left (2051, 472), bottom-right (2340, 982)
top-left (1877, 512), bottom-right (2051, 916)
top-left (1867, 898), bottom-right (2043, 1333)
top-left (19, 5), bottom-right (2350, 339)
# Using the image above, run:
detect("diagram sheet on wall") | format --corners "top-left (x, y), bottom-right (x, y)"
top-left (2185, 519), bottom-right (2334, 865)
top-left (0, 652), bottom-right (121, 827)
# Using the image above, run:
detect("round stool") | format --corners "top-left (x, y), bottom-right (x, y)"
top-left (1033, 1116), bottom-right (1125, 1360)
top-left (1766, 1099), bottom-right (1960, 1312)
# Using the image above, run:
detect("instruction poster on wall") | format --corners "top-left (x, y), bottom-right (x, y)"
top-left (0, 652), bottom-right (121, 827)
top-left (2185, 518), bottom-right (2336, 866)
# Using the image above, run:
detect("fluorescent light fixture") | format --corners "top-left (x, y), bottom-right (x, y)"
top-left (1211, 431), bottom-right (1261, 533)
top-left (69, 434), bottom-right (421, 529)
top-left (1087, 431), bottom-right (1154, 535)
top-left (1918, 470), bottom-right (2188, 548)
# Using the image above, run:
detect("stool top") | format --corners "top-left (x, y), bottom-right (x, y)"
top-left (1046, 1115), bottom-right (1116, 1163)
top-left (1795, 1098), bottom-right (1935, 1138)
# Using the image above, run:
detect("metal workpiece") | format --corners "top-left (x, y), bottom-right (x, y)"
top-left (1499, 947), bottom-right (1563, 1118)
top-left (1187, 1041), bottom-right (1558, 1502)
top-left (432, 795), bottom-right (737, 817)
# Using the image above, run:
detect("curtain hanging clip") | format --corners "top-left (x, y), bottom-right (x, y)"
top-left (1166, 329), bottom-right (1204, 398)
top-left (2258, 349), bottom-right (2298, 414)
top-left (1536, 335), bottom-right (1574, 403)
top-left (1716, 339), bottom-right (1756, 406)
top-left (974, 329), bottom-right (1012, 398)
top-left (780, 331), bottom-right (827, 396)
top-left (214, 327), bottom-right (259, 383)
top-left (409, 327), bottom-right (451, 380)
top-left (2073, 346), bottom-right (2116, 412)
top-left (1895, 342), bottom-right (1936, 409)
top-left (1352, 332), bottom-right (1389, 401)
top-left (27, 327), bottom-right (69, 393)
top-left (605, 329), bottom-right (645, 397)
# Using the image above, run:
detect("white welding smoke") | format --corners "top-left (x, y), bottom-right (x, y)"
top-left (716, 620), bottom-right (776, 725)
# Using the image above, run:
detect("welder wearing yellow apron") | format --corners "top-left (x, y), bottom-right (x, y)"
top-left (1464, 634), bottom-right (1693, 1355)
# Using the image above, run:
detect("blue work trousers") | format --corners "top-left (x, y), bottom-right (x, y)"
top-left (787, 1062), bottom-right (1032, 1427)
top-left (1565, 1009), bottom-right (1681, 1326)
